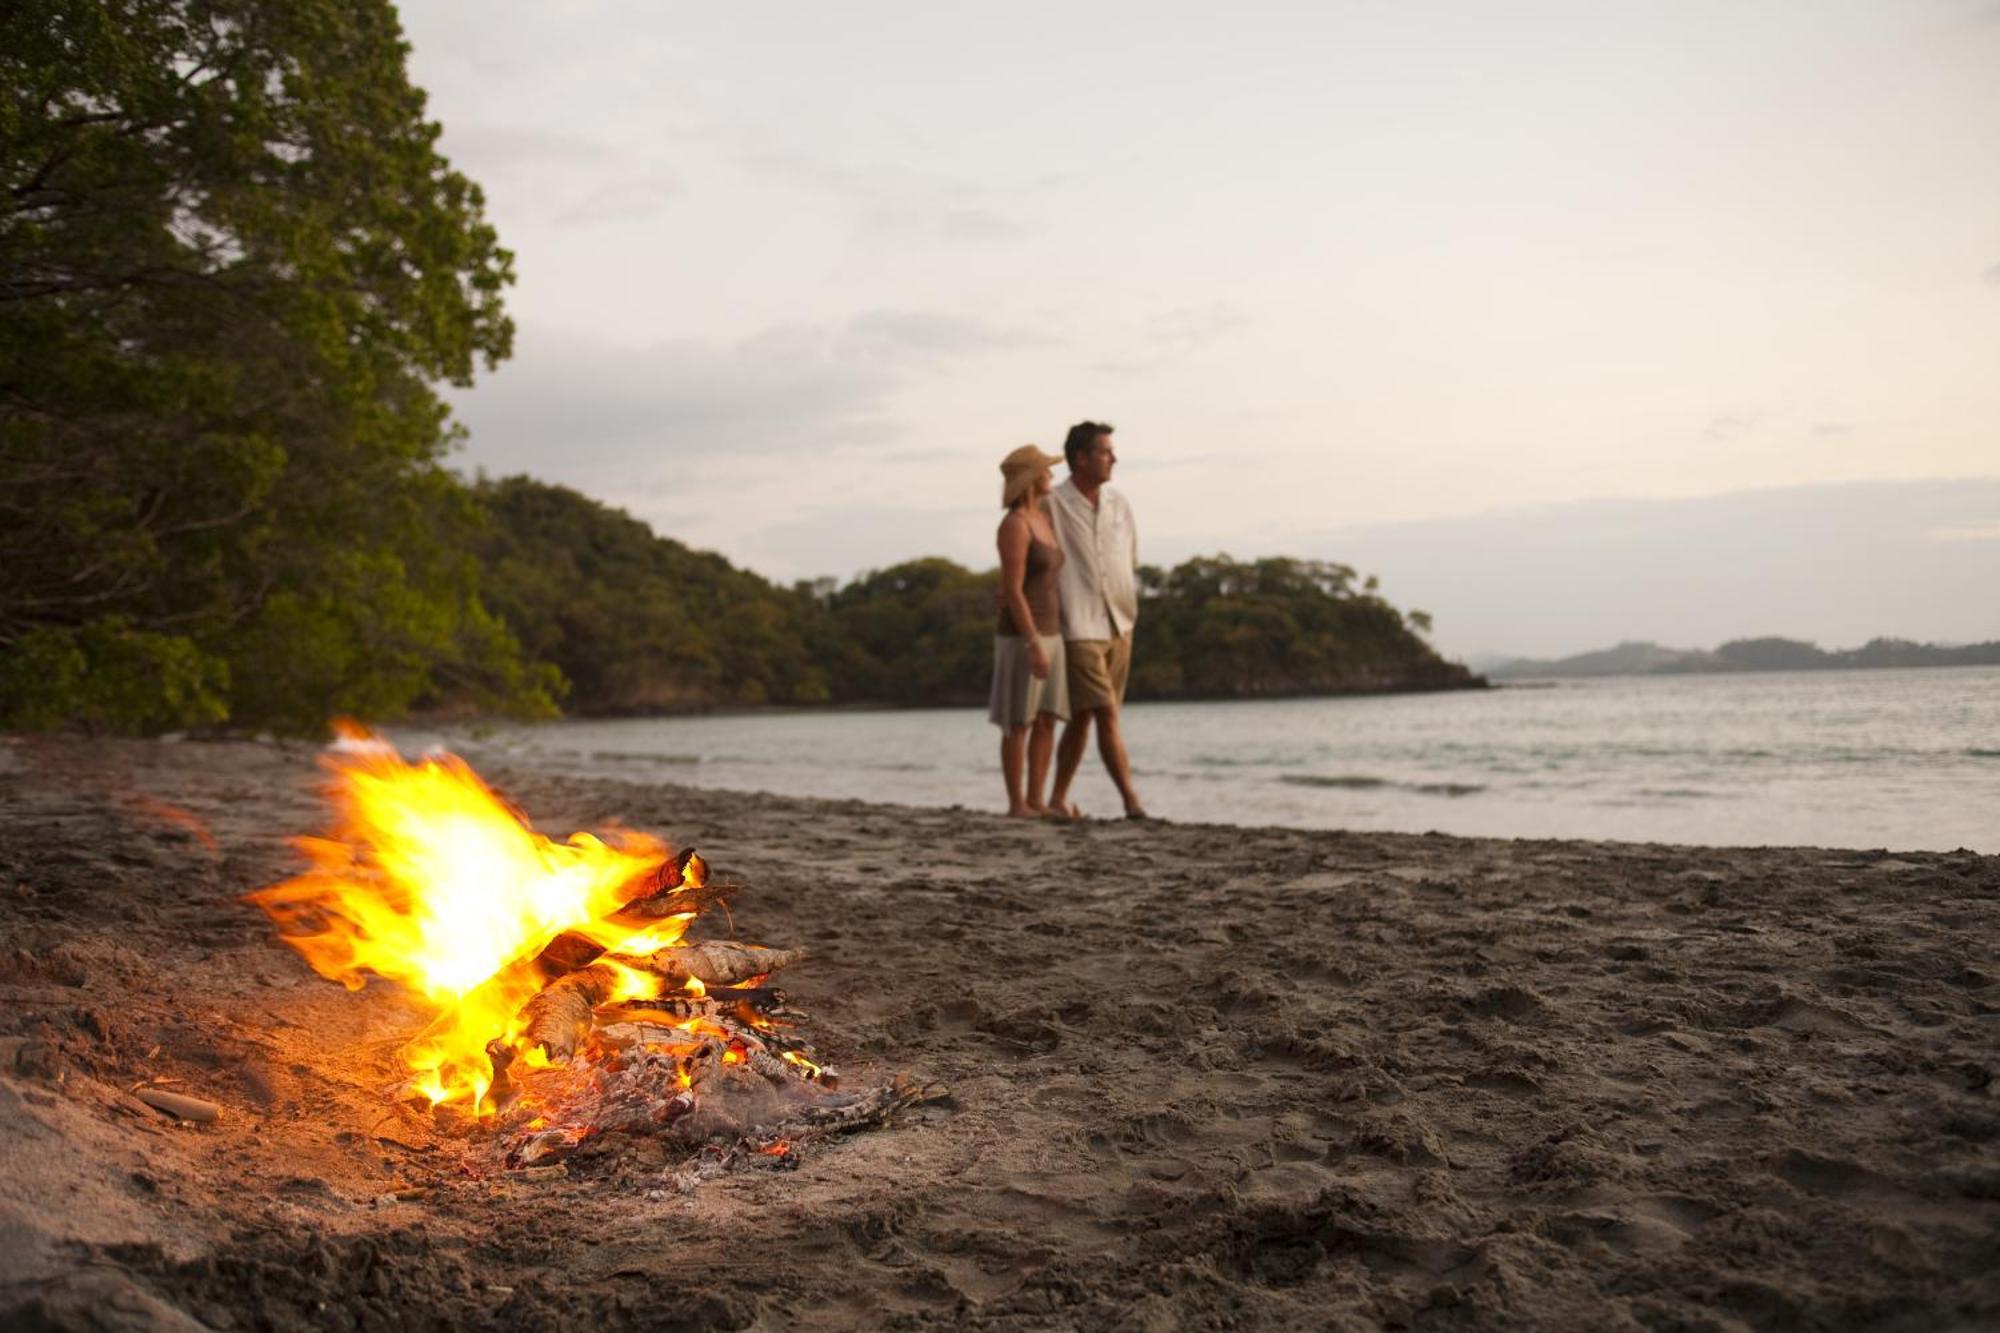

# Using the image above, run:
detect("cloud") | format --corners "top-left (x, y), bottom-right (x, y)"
top-left (1145, 451), bottom-right (1238, 470)
top-left (555, 172), bottom-right (680, 226)
top-left (447, 308), bottom-right (1045, 489)
top-left (1091, 302), bottom-right (1251, 376)
top-left (450, 329), bottom-right (898, 480)
top-left (1983, 262), bottom-right (2000, 287)
top-left (736, 143), bottom-right (1033, 246)
top-left (939, 208), bottom-right (1031, 242)
top-left (1925, 524), bottom-right (2000, 542)
top-left (1811, 421), bottom-right (1852, 438)
top-left (1701, 412), bottom-right (1759, 441)
top-left (1149, 303), bottom-right (1251, 351)
top-left (846, 309), bottom-right (1056, 357)
top-left (437, 125), bottom-right (618, 172)
top-left (725, 501), bottom-right (992, 582)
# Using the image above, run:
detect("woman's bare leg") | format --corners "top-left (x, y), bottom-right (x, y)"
top-left (1025, 714), bottom-right (1057, 811)
top-left (1000, 725), bottom-right (1032, 816)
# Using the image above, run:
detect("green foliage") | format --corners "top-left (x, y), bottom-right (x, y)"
top-left (464, 482), bottom-right (1471, 712)
top-left (1130, 556), bottom-right (1473, 699)
top-left (1, 0), bottom-right (535, 734)
top-left (0, 620), bottom-right (229, 733)
top-left (824, 558), bottom-right (999, 705)
top-left (471, 478), bottom-right (832, 714)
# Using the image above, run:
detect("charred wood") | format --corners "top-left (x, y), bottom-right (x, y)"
top-left (531, 931), bottom-right (606, 982)
top-left (597, 985), bottom-right (786, 1023)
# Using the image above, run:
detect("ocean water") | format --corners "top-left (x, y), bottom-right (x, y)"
top-left (394, 666), bottom-right (2000, 853)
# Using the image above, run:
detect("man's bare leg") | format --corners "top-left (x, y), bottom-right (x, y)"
top-left (1024, 714), bottom-right (1057, 812)
top-left (1000, 726), bottom-right (1033, 816)
top-left (1093, 704), bottom-right (1146, 816)
top-left (1048, 709), bottom-right (1097, 816)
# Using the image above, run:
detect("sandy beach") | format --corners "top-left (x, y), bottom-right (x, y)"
top-left (0, 734), bottom-right (1994, 1331)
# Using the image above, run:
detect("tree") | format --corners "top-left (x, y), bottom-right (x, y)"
top-left (1, 0), bottom-right (547, 732)
top-left (471, 477), bottom-right (837, 714)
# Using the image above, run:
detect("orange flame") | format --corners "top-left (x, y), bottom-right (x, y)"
top-left (250, 725), bottom-right (681, 1109)
top-left (781, 1050), bottom-right (825, 1079)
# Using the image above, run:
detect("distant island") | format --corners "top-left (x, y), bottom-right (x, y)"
top-left (1486, 637), bottom-right (2000, 680)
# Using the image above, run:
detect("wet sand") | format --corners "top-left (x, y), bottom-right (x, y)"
top-left (0, 735), bottom-right (1994, 1330)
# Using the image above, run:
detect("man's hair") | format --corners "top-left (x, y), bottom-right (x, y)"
top-left (1063, 420), bottom-right (1114, 470)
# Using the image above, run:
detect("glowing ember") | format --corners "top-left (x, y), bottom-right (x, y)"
top-left (250, 725), bottom-right (682, 1109)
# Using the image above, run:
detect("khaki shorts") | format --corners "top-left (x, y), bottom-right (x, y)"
top-left (1066, 635), bottom-right (1132, 713)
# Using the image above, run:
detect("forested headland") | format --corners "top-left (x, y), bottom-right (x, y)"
top-left (455, 476), bottom-right (1483, 717)
top-left (0, 0), bottom-right (1477, 737)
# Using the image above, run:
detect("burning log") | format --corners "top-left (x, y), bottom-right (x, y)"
top-left (615, 878), bottom-right (737, 923)
top-left (624, 941), bottom-right (806, 987)
top-left (519, 964), bottom-right (620, 1062)
top-left (532, 931), bottom-right (608, 982)
top-left (745, 1049), bottom-right (797, 1083)
top-left (614, 849), bottom-right (728, 916)
top-left (598, 986), bottom-right (787, 1024)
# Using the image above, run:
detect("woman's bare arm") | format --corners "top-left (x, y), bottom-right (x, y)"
top-left (997, 511), bottom-right (1038, 640)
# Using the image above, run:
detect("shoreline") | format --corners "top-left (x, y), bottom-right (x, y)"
top-left (137, 729), bottom-right (1997, 859)
top-left (399, 671), bottom-right (1492, 728)
top-left (0, 737), bottom-right (1994, 1329)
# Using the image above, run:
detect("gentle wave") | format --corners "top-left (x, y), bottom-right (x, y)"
top-left (1192, 753), bottom-right (1304, 768)
top-left (1279, 774), bottom-right (1486, 798)
top-left (1967, 748), bottom-right (2000, 759)
top-left (588, 749), bottom-right (702, 765)
top-left (1280, 774), bottom-right (1389, 790)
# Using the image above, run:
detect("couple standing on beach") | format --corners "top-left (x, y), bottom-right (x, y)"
top-left (990, 421), bottom-right (1148, 820)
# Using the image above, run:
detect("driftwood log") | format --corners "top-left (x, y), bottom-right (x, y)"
top-left (520, 964), bottom-right (620, 1062)
top-left (134, 1087), bottom-right (221, 1123)
top-left (625, 942), bottom-right (806, 987)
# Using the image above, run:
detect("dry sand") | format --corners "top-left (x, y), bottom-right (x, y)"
top-left (0, 735), bottom-right (1994, 1331)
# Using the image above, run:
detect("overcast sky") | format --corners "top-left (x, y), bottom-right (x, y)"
top-left (399, 1), bottom-right (2000, 659)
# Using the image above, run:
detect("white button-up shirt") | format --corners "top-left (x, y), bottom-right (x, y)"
top-left (1047, 477), bottom-right (1139, 641)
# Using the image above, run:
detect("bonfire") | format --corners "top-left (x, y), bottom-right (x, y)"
top-left (251, 727), bottom-right (939, 1176)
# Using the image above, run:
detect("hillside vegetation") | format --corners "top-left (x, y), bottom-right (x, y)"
top-left (472, 478), bottom-right (1481, 716)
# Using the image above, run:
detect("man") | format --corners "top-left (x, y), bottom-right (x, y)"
top-left (1045, 420), bottom-right (1148, 819)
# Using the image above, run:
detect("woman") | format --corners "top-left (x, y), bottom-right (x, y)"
top-left (989, 444), bottom-right (1069, 816)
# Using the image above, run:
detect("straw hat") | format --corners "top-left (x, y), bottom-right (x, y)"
top-left (999, 444), bottom-right (1062, 507)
